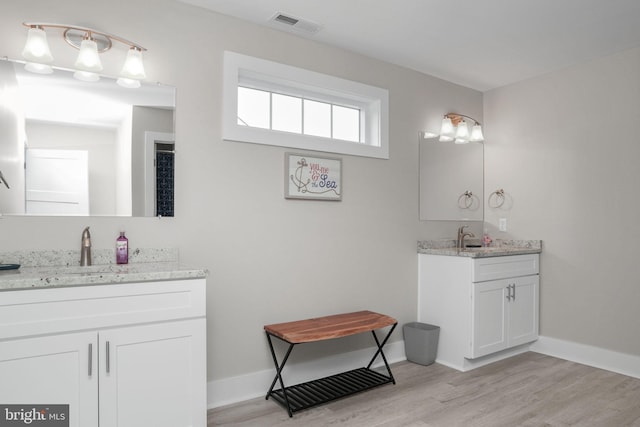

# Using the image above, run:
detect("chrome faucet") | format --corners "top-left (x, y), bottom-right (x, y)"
top-left (80, 226), bottom-right (92, 266)
top-left (456, 225), bottom-right (475, 249)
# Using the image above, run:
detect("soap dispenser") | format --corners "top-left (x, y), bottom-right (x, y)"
top-left (482, 228), bottom-right (492, 247)
top-left (116, 231), bottom-right (129, 264)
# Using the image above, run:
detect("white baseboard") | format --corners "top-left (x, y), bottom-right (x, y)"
top-left (530, 335), bottom-right (640, 379)
top-left (207, 340), bottom-right (406, 409)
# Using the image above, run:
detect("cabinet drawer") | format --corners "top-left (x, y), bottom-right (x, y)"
top-left (472, 254), bottom-right (539, 282)
top-left (0, 279), bottom-right (206, 340)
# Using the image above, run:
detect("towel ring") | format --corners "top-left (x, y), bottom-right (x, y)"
top-left (488, 189), bottom-right (505, 208)
top-left (457, 190), bottom-right (474, 209)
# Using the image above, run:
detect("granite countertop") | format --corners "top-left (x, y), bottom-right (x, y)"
top-left (417, 239), bottom-right (542, 258)
top-left (0, 248), bottom-right (207, 292)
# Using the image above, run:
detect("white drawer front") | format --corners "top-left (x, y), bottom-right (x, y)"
top-left (472, 254), bottom-right (539, 282)
top-left (0, 279), bottom-right (206, 340)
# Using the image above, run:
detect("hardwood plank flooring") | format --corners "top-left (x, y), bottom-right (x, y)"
top-left (208, 352), bottom-right (640, 426)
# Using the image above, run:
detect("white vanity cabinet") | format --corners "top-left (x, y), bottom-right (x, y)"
top-left (0, 279), bottom-right (207, 427)
top-left (0, 331), bottom-right (98, 426)
top-left (419, 253), bottom-right (539, 371)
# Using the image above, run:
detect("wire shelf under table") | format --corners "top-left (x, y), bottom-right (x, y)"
top-left (269, 367), bottom-right (393, 413)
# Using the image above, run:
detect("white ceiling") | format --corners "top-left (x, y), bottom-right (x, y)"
top-left (178, 0), bottom-right (640, 91)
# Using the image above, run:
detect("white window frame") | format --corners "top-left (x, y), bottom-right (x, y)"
top-left (223, 51), bottom-right (389, 159)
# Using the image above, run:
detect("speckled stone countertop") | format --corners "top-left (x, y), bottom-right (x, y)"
top-left (0, 248), bottom-right (207, 291)
top-left (417, 239), bottom-right (542, 258)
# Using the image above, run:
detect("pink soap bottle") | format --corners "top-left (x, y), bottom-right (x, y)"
top-left (116, 231), bottom-right (129, 264)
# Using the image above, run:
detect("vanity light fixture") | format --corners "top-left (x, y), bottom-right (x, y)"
top-left (21, 23), bottom-right (147, 87)
top-left (424, 113), bottom-right (484, 143)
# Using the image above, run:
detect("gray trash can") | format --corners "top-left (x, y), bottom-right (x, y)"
top-left (403, 322), bottom-right (440, 366)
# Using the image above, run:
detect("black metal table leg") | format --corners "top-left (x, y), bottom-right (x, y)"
top-left (366, 322), bottom-right (397, 384)
top-left (265, 332), bottom-right (295, 417)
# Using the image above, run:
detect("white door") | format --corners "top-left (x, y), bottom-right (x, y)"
top-left (0, 332), bottom-right (99, 427)
top-left (25, 148), bottom-right (89, 215)
top-left (99, 319), bottom-right (207, 427)
top-left (470, 278), bottom-right (508, 358)
top-left (508, 275), bottom-right (539, 347)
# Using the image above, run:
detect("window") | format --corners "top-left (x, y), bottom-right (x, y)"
top-left (237, 87), bottom-right (361, 143)
top-left (223, 51), bottom-right (389, 159)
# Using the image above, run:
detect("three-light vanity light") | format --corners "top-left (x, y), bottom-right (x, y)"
top-left (21, 23), bottom-right (147, 88)
top-left (423, 113), bottom-right (485, 143)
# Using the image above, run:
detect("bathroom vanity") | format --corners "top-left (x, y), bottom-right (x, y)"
top-left (417, 240), bottom-right (541, 371)
top-left (0, 250), bottom-right (207, 427)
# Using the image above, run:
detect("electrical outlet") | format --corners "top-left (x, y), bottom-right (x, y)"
top-left (499, 218), bottom-right (507, 232)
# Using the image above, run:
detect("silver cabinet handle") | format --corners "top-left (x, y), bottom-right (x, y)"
top-left (106, 341), bottom-right (110, 374)
top-left (88, 343), bottom-right (93, 377)
top-left (505, 284), bottom-right (516, 301)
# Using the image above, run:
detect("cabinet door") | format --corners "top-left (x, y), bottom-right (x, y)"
top-left (508, 275), bottom-right (539, 347)
top-left (470, 278), bottom-right (509, 358)
top-left (0, 332), bottom-right (99, 427)
top-left (99, 319), bottom-right (207, 427)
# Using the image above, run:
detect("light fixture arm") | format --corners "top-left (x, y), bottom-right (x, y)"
top-left (23, 22), bottom-right (146, 52)
top-left (444, 113), bottom-right (481, 126)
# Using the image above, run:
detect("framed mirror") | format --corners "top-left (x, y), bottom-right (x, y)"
top-left (0, 59), bottom-right (176, 217)
top-left (419, 138), bottom-right (484, 221)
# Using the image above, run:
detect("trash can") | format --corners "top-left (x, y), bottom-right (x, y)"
top-left (403, 322), bottom-right (440, 366)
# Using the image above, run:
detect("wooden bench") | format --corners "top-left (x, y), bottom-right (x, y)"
top-left (264, 310), bottom-right (397, 417)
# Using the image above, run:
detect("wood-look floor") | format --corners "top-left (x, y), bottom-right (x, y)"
top-left (208, 352), bottom-right (640, 426)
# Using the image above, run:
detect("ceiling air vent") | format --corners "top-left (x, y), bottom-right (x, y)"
top-left (269, 12), bottom-right (322, 35)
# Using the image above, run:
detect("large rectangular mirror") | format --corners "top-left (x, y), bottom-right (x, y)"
top-left (0, 59), bottom-right (176, 217)
top-left (419, 137), bottom-right (484, 221)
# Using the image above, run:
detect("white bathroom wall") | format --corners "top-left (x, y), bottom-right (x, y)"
top-left (0, 0), bottom-right (482, 389)
top-left (484, 46), bottom-right (640, 357)
top-left (115, 109), bottom-right (133, 216)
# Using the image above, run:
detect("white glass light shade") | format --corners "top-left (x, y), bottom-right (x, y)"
top-left (469, 124), bottom-right (485, 142)
top-left (22, 27), bottom-right (54, 63)
top-left (454, 138), bottom-right (470, 144)
top-left (455, 120), bottom-right (469, 141)
top-left (439, 135), bottom-right (454, 142)
top-left (439, 117), bottom-right (454, 138)
top-left (73, 70), bottom-right (100, 82)
top-left (120, 48), bottom-right (146, 80)
top-left (74, 39), bottom-right (103, 72)
top-left (24, 62), bottom-right (53, 74)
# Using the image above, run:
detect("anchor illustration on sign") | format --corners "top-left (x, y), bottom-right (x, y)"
top-left (290, 158), bottom-right (340, 196)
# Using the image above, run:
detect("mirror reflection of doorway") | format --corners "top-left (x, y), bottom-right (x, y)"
top-left (144, 131), bottom-right (175, 217)
top-left (25, 148), bottom-right (89, 215)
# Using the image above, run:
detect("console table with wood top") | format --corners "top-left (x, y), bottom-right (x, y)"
top-left (264, 310), bottom-right (397, 417)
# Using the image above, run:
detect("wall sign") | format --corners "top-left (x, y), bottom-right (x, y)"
top-left (285, 153), bottom-right (342, 201)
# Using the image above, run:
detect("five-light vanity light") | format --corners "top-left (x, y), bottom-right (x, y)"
top-left (21, 23), bottom-right (147, 88)
top-left (423, 113), bottom-right (485, 143)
